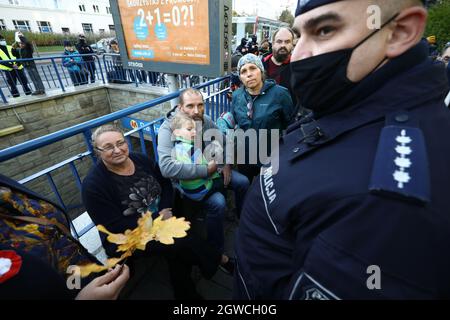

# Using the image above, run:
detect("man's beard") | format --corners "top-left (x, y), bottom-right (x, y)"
top-left (273, 48), bottom-right (289, 63)
top-left (192, 115), bottom-right (204, 122)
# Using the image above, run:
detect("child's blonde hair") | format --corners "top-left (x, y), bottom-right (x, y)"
top-left (171, 112), bottom-right (195, 132)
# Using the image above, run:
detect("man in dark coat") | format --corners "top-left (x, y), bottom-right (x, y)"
top-left (17, 32), bottom-right (46, 95)
top-left (75, 34), bottom-right (96, 83)
top-left (234, 0), bottom-right (450, 300)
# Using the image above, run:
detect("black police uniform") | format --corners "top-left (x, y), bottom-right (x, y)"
top-left (234, 41), bottom-right (450, 299)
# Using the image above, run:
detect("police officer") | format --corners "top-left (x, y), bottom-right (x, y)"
top-left (234, 0), bottom-right (450, 300)
top-left (0, 34), bottom-right (32, 97)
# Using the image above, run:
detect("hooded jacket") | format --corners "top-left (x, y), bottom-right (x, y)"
top-left (62, 49), bottom-right (83, 72)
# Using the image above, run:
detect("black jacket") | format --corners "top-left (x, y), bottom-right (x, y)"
top-left (75, 40), bottom-right (95, 61)
top-left (235, 41), bottom-right (450, 300)
top-left (82, 152), bottom-right (174, 257)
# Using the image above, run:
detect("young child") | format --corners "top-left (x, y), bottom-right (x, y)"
top-left (171, 112), bottom-right (223, 201)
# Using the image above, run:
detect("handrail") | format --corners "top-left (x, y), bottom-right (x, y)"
top-left (0, 54), bottom-right (103, 64)
top-left (0, 76), bottom-right (229, 162)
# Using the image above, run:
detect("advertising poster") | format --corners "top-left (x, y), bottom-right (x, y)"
top-left (118, 0), bottom-right (210, 65)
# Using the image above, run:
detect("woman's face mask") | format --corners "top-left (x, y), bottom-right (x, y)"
top-left (0, 41), bottom-right (7, 46)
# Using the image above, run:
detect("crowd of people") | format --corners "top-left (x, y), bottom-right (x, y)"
top-left (2, 0), bottom-right (450, 301)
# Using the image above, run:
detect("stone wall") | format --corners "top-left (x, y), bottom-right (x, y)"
top-left (107, 85), bottom-right (173, 122)
top-left (0, 87), bottom-right (110, 211)
top-left (0, 85), bottom-right (173, 216)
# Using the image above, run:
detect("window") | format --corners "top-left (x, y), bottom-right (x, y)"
top-left (106, 7), bottom-right (111, 14)
top-left (99, 29), bottom-right (105, 35)
top-left (0, 19), bottom-right (6, 31)
top-left (109, 24), bottom-right (115, 32)
top-left (93, 5), bottom-right (99, 13)
top-left (8, 0), bottom-right (19, 5)
top-left (13, 20), bottom-right (31, 32)
top-left (82, 23), bottom-right (93, 34)
top-left (61, 27), bottom-right (70, 34)
top-left (37, 21), bottom-right (52, 33)
top-left (79, 4), bottom-right (85, 12)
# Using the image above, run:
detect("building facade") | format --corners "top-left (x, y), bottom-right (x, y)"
top-left (232, 16), bottom-right (289, 49)
top-left (0, 0), bottom-right (114, 35)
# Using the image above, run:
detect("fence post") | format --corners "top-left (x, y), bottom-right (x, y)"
top-left (96, 56), bottom-right (106, 84)
top-left (83, 130), bottom-right (96, 164)
top-left (51, 58), bottom-right (66, 92)
top-left (167, 74), bottom-right (179, 108)
top-left (0, 87), bottom-right (7, 104)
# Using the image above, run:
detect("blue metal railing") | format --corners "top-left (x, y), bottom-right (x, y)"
top-left (0, 54), bottom-right (105, 100)
top-left (0, 53), bottom-right (186, 103)
top-left (0, 76), bottom-right (231, 234)
top-left (0, 53), bottom-right (218, 104)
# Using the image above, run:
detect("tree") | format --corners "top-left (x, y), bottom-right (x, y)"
top-left (278, 8), bottom-right (294, 26)
top-left (425, 0), bottom-right (450, 51)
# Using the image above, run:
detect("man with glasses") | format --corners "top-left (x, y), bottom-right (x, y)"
top-left (234, 0), bottom-right (450, 299)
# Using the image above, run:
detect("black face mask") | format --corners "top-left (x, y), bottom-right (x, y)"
top-left (290, 13), bottom-right (398, 116)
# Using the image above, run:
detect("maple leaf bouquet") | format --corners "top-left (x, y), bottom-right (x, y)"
top-left (78, 211), bottom-right (190, 277)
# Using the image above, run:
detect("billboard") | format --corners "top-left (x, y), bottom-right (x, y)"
top-left (110, 0), bottom-right (232, 77)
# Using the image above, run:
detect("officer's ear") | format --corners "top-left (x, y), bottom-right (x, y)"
top-left (385, 6), bottom-right (427, 59)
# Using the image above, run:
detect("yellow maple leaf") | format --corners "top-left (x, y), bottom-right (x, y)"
top-left (97, 225), bottom-right (128, 245)
top-left (77, 211), bottom-right (190, 277)
top-left (78, 252), bottom-right (131, 278)
top-left (150, 216), bottom-right (191, 245)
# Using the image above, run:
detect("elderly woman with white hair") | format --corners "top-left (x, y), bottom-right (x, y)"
top-left (81, 124), bottom-right (224, 299)
top-left (231, 53), bottom-right (296, 182)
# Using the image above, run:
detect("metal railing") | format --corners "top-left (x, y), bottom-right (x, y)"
top-left (0, 53), bottom-right (217, 104)
top-left (0, 75), bottom-right (231, 237)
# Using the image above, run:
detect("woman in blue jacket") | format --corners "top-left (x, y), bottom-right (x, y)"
top-left (62, 40), bottom-right (88, 86)
top-left (231, 53), bottom-right (295, 182)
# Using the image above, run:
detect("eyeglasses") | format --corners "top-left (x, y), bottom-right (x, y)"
top-left (96, 140), bottom-right (127, 153)
top-left (247, 101), bottom-right (253, 119)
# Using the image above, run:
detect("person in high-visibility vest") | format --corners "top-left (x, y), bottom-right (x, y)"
top-left (0, 34), bottom-right (32, 98)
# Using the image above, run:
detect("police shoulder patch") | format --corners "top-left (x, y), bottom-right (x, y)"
top-left (369, 112), bottom-right (430, 204)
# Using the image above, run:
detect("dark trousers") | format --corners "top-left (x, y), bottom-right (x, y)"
top-left (132, 232), bottom-right (221, 300)
top-left (25, 63), bottom-right (45, 92)
top-left (3, 69), bottom-right (31, 97)
top-left (84, 61), bottom-right (96, 83)
top-left (68, 70), bottom-right (88, 86)
top-left (238, 164), bottom-right (260, 185)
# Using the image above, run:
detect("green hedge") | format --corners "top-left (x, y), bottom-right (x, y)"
top-left (0, 30), bottom-right (115, 47)
top-left (425, 0), bottom-right (450, 52)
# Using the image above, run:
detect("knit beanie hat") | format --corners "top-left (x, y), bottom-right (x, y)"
top-left (237, 53), bottom-right (264, 75)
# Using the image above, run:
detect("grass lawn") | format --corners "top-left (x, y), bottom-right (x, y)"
top-left (36, 46), bottom-right (64, 53)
